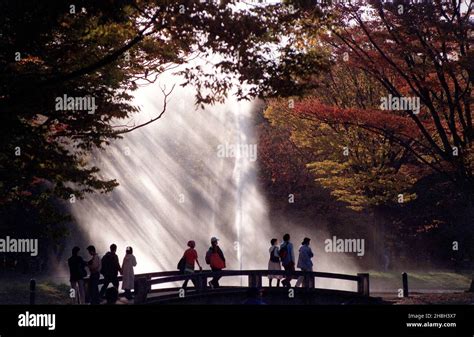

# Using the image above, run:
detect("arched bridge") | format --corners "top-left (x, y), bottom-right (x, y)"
top-left (97, 270), bottom-right (376, 304)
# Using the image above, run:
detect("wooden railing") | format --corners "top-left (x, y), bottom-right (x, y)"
top-left (127, 270), bottom-right (370, 303)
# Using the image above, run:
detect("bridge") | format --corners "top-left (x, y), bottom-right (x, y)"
top-left (94, 270), bottom-right (375, 304)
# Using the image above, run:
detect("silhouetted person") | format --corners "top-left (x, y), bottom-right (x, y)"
top-left (280, 234), bottom-right (295, 287)
top-left (182, 240), bottom-right (203, 289)
top-left (242, 287), bottom-right (266, 305)
top-left (87, 245), bottom-right (101, 305)
top-left (205, 237), bottom-right (225, 288)
top-left (268, 238), bottom-right (282, 287)
top-left (68, 246), bottom-right (87, 304)
top-left (295, 237), bottom-right (314, 287)
top-left (121, 246), bottom-right (137, 300)
top-left (100, 244), bottom-right (122, 298)
top-left (105, 286), bottom-right (119, 305)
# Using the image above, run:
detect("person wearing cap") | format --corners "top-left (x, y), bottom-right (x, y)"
top-left (295, 237), bottom-right (314, 287)
top-left (182, 240), bottom-right (202, 289)
top-left (205, 237), bottom-right (226, 288)
top-left (121, 246), bottom-right (137, 300)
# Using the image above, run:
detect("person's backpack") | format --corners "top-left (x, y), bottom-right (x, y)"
top-left (270, 247), bottom-right (280, 263)
top-left (279, 244), bottom-right (288, 261)
top-left (177, 255), bottom-right (186, 272)
top-left (209, 252), bottom-right (225, 269)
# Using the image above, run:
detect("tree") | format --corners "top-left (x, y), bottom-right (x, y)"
top-left (322, 0), bottom-right (473, 199)
top-left (0, 0), bottom-right (327, 215)
top-left (261, 0), bottom-right (473, 265)
top-left (265, 97), bottom-right (420, 211)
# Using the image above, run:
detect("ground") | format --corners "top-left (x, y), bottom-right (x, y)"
top-left (389, 292), bottom-right (474, 305)
top-left (366, 270), bottom-right (472, 292)
top-left (0, 275), bottom-right (70, 305)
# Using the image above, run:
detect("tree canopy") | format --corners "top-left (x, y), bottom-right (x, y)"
top-left (0, 0), bottom-right (329, 213)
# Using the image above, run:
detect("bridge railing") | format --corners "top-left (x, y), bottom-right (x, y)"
top-left (133, 270), bottom-right (370, 303)
top-left (86, 270), bottom-right (369, 303)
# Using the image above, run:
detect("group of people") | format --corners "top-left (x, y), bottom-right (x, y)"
top-left (178, 234), bottom-right (314, 289)
top-left (267, 234), bottom-right (314, 288)
top-left (68, 244), bottom-right (136, 305)
top-left (68, 233), bottom-right (313, 304)
top-left (178, 236), bottom-right (226, 289)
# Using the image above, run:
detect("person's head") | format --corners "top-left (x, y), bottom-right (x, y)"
top-left (270, 238), bottom-right (277, 246)
top-left (283, 234), bottom-right (290, 242)
top-left (211, 237), bottom-right (219, 246)
top-left (110, 244), bottom-right (117, 253)
top-left (126, 246), bottom-right (133, 254)
top-left (187, 240), bottom-right (196, 249)
top-left (302, 237), bottom-right (311, 246)
top-left (72, 246), bottom-right (80, 256)
top-left (105, 287), bottom-right (119, 304)
top-left (87, 245), bottom-right (96, 255)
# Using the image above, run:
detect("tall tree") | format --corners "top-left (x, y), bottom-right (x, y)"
top-left (322, 0), bottom-right (473, 198)
top-left (0, 0), bottom-right (327, 212)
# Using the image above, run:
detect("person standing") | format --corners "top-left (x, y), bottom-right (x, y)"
top-left (182, 240), bottom-right (202, 289)
top-left (295, 237), bottom-right (314, 287)
top-left (121, 246), bottom-right (137, 300)
top-left (268, 238), bottom-right (282, 287)
top-left (86, 245), bottom-right (101, 305)
top-left (68, 246), bottom-right (87, 304)
top-left (205, 237), bottom-right (225, 288)
top-left (280, 234), bottom-right (295, 287)
top-left (99, 244), bottom-right (122, 298)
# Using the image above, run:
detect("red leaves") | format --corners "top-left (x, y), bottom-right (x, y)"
top-left (293, 98), bottom-right (423, 141)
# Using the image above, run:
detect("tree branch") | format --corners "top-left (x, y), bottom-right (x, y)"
top-left (113, 84), bottom-right (175, 135)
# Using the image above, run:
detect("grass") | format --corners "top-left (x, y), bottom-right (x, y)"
top-left (365, 270), bottom-right (473, 292)
top-left (0, 276), bottom-right (71, 304)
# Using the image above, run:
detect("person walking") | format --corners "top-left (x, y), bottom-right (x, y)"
top-left (121, 246), bottom-right (137, 300)
top-left (280, 234), bottom-right (295, 287)
top-left (68, 246), bottom-right (87, 304)
top-left (181, 240), bottom-right (202, 289)
top-left (99, 244), bottom-right (122, 298)
top-left (86, 245), bottom-right (101, 305)
top-left (295, 237), bottom-right (314, 287)
top-left (268, 238), bottom-right (282, 287)
top-left (205, 237), bottom-right (225, 288)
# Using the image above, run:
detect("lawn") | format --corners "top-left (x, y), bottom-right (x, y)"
top-left (0, 275), bottom-right (70, 305)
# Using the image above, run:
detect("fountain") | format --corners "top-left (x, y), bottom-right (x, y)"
top-left (69, 71), bottom-right (272, 281)
top-left (68, 69), bottom-right (358, 291)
